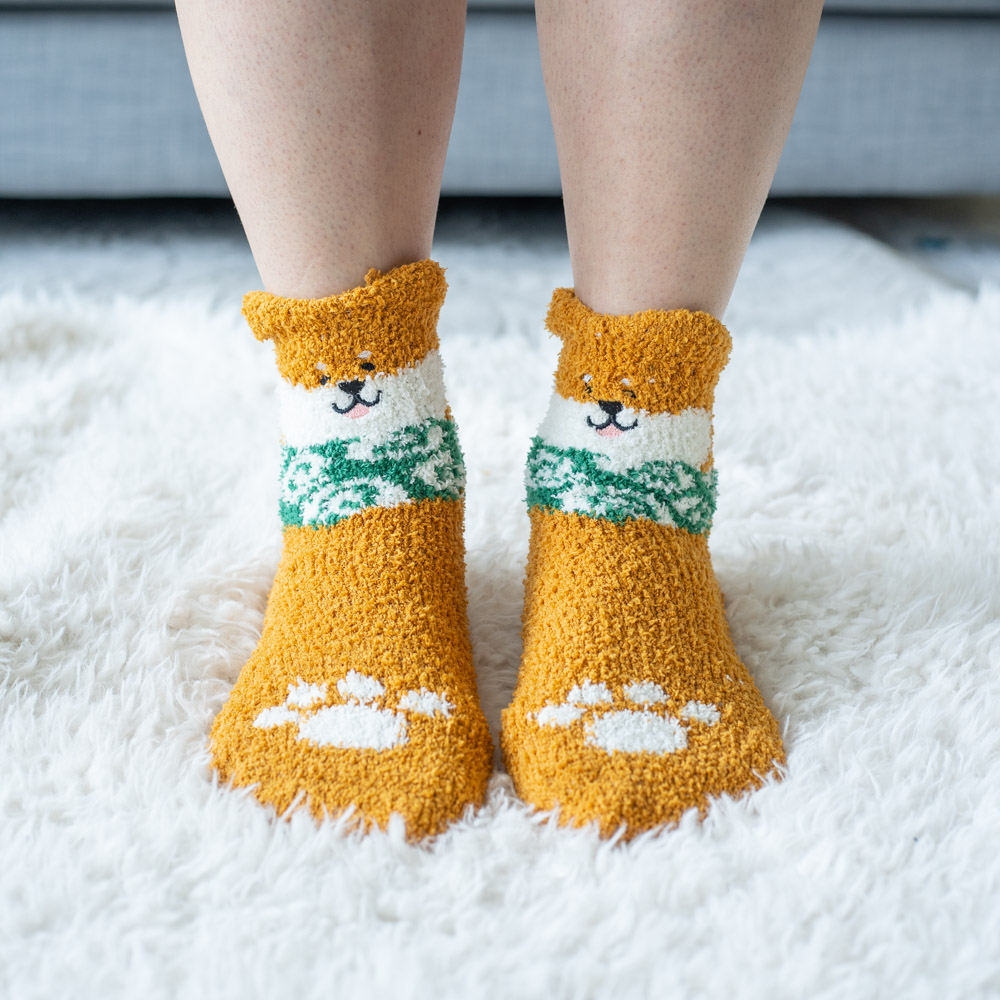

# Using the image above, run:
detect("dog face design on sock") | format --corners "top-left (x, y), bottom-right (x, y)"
top-left (254, 671), bottom-right (454, 751)
top-left (274, 343), bottom-right (465, 529)
top-left (277, 347), bottom-right (449, 449)
top-left (319, 354), bottom-right (382, 418)
top-left (531, 679), bottom-right (720, 755)
top-left (527, 339), bottom-right (719, 533)
top-left (534, 377), bottom-right (713, 475)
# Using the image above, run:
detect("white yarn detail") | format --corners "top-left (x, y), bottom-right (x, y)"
top-left (285, 678), bottom-right (327, 708)
top-left (277, 349), bottom-right (449, 448)
top-left (252, 671), bottom-right (454, 751)
top-left (297, 703), bottom-right (407, 752)
top-left (535, 394), bottom-right (712, 473)
top-left (528, 679), bottom-right (722, 756)
top-left (296, 477), bottom-right (410, 525)
top-left (337, 670), bottom-right (384, 705)
top-left (623, 681), bottom-right (668, 705)
top-left (586, 710), bottom-right (689, 754)
top-left (252, 705), bottom-right (299, 729)
top-left (535, 704), bottom-right (585, 727)
top-left (397, 688), bottom-right (454, 718)
top-left (680, 700), bottom-right (722, 725)
top-left (566, 680), bottom-right (613, 705)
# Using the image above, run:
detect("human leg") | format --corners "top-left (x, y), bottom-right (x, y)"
top-left (176, 0), bottom-right (465, 299)
top-left (534, 0), bottom-right (822, 318)
top-left (502, 0), bottom-right (822, 835)
top-left (176, 0), bottom-right (492, 838)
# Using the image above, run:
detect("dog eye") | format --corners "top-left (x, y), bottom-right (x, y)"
top-left (624, 389), bottom-right (636, 399)
top-left (360, 362), bottom-right (376, 372)
top-left (318, 375), bottom-right (330, 386)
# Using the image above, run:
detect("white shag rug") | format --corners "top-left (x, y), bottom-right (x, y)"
top-left (2, 265), bottom-right (999, 999)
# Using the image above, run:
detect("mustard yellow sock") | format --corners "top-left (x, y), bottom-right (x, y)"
top-left (211, 260), bottom-right (492, 839)
top-left (501, 289), bottom-right (785, 838)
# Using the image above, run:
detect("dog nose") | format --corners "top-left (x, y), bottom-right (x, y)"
top-left (337, 379), bottom-right (364, 395)
top-left (597, 400), bottom-right (623, 415)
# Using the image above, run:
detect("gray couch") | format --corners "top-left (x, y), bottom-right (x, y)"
top-left (1, 0), bottom-right (999, 197)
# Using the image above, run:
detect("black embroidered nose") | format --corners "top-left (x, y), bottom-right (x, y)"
top-left (598, 400), bottom-right (623, 415)
top-left (337, 379), bottom-right (364, 395)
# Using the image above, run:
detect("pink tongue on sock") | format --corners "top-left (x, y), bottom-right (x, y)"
top-left (596, 425), bottom-right (623, 438)
top-left (347, 405), bottom-right (370, 419)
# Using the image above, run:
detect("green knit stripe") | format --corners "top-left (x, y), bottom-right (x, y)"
top-left (525, 437), bottom-right (716, 534)
top-left (280, 418), bottom-right (464, 528)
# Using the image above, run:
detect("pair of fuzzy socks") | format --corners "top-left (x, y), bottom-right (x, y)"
top-left (211, 259), bottom-right (784, 840)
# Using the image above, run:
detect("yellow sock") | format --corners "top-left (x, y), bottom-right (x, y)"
top-left (501, 288), bottom-right (785, 837)
top-left (211, 260), bottom-right (492, 839)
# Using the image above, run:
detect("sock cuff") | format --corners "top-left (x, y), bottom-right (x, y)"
top-left (242, 259), bottom-right (447, 388)
top-left (545, 287), bottom-right (732, 415)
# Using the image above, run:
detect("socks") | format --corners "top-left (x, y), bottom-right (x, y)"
top-left (213, 264), bottom-right (782, 840)
top-left (501, 289), bottom-right (785, 838)
top-left (211, 260), bottom-right (492, 839)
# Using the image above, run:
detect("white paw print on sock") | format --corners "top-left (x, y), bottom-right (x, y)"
top-left (531, 679), bottom-right (721, 755)
top-left (253, 670), bottom-right (453, 751)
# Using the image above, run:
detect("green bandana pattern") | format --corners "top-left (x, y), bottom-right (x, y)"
top-left (526, 437), bottom-right (717, 534)
top-left (280, 417), bottom-right (464, 528)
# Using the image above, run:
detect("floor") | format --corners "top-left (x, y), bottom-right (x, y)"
top-left (2, 196), bottom-right (999, 336)
top-left (3, 193), bottom-right (999, 1000)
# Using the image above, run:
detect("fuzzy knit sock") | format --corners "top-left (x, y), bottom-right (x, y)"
top-left (500, 289), bottom-right (785, 838)
top-left (211, 260), bottom-right (492, 839)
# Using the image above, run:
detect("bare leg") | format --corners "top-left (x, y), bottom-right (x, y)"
top-left (175, 0), bottom-right (466, 298)
top-left (502, 2), bottom-right (822, 836)
top-left (176, 2), bottom-right (493, 839)
top-left (535, 0), bottom-right (823, 316)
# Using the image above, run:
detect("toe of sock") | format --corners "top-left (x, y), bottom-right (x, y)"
top-left (211, 696), bottom-right (493, 841)
top-left (501, 700), bottom-right (785, 839)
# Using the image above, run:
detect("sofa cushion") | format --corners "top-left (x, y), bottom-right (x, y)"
top-left (822, 0), bottom-right (1000, 9)
top-left (3, 0), bottom-right (1000, 9)
top-left (473, 0), bottom-right (1000, 9)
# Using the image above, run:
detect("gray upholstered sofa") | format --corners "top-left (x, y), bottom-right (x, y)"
top-left (1, 0), bottom-right (999, 197)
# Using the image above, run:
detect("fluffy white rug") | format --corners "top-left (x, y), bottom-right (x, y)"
top-left (2, 267), bottom-right (999, 999)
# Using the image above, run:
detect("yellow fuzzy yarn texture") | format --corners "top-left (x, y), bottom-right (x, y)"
top-left (501, 290), bottom-right (785, 838)
top-left (243, 259), bottom-right (447, 387)
top-left (212, 261), bottom-right (492, 840)
top-left (547, 286), bottom-right (732, 414)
